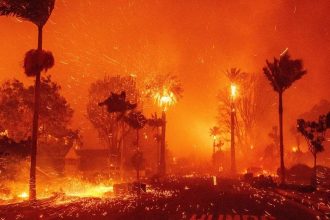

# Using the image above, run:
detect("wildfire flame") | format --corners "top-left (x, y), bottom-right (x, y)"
top-left (153, 88), bottom-right (176, 111)
top-left (65, 184), bottom-right (114, 198)
top-left (0, 178), bottom-right (114, 205)
top-left (18, 192), bottom-right (28, 199)
top-left (230, 84), bottom-right (237, 99)
top-left (292, 146), bottom-right (298, 153)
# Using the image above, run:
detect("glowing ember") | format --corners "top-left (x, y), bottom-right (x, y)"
top-left (292, 146), bottom-right (298, 153)
top-left (65, 184), bottom-right (114, 198)
top-left (18, 192), bottom-right (28, 199)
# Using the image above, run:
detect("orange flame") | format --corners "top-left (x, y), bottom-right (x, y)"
top-left (153, 88), bottom-right (176, 111)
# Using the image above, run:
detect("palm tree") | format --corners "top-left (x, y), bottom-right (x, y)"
top-left (209, 126), bottom-right (220, 156)
top-left (124, 111), bottom-right (147, 181)
top-left (225, 68), bottom-right (245, 83)
top-left (0, 0), bottom-right (55, 200)
top-left (225, 68), bottom-right (245, 174)
top-left (144, 74), bottom-right (183, 176)
top-left (263, 51), bottom-right (306, 184)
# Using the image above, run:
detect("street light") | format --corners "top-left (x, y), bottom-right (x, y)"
top-left (230, 83), bottom-right (237, 174)
top-left (153, 88), bottom-right (176, 176)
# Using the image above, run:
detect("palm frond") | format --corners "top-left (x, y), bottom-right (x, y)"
top-left (262, 51), bottom-right (306, 93)
top-left (0, 0), bottom-right (55, 27)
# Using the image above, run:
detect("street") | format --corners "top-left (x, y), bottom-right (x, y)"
top-left (0, 177), bottom-right (323, 220)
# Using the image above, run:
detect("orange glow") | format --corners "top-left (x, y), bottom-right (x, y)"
top-left (153, 88), bottom-right (176, 111)
top-left (17, 192), bottom-right (28, 199)
top-left (0, 178), bottom-right (114, 205)
top-left (65, 184), bottom-right (114, 198)
top-left (230, 84), bottom-right (237, 99)
top-left (292, 146), bottom-right (298, 153)
top-left (0, 0), bottom-right (329, 167)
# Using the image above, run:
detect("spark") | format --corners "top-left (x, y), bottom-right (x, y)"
top-left (280, 48), bottom-right (289, 56)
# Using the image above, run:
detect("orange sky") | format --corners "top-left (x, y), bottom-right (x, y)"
top-left (0, 0), bottom-right (329, 157)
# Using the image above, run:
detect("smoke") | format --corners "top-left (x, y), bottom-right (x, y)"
top-left (0, 0), bottom-right (329, 160)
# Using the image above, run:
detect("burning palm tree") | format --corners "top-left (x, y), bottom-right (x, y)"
top-left (225, 68), bottom-right (243, 174)
top-left (0, 0), bottom-right (55, 201)
top-left (263, 50), bottom-right (306, 184)
top-left (144, 74), bottom-right (183, 176)
top-left (209, 126), bottom-right (220, 157)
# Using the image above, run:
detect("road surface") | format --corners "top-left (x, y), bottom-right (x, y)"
top-left (0, 177), bottom-right (324, 220)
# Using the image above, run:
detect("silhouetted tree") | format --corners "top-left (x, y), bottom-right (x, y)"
top-left (87, 75), bottom-right (138, 154)
top-left (89, 75), bottom-right (139, 180)
top-left (0, 0), bottom-right (55, 200)
top-left (124, 111), bottom-right (147, 180)
top-left (0, 76), bottom-right (74, 141)
top-left (99, 91), bottom-right (137, 115)
top-left (225, 68), bottom-right (245, 83)
top-left (210, 126), bottom-right (220, 138)
top-left (297, 113), bottom-right (329, 187)
top-left (146, 113), bottom-right (164, 172)
top-left (0, 80), bottom-right (31, 141)
top-left (144, 73), bottom-right (183, 176)
top-left (217, 71), bottom-right (274, 163)
top-left (210, 126), bottom-right (220, 157)
top-left (144, 73), bottom-right (183, 103)
top-left (0, 77), bottom-right (77, 174)
top-left (263, 52), bottom-right (306, 184)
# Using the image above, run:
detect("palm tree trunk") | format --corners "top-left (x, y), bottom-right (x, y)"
top-left (212, 139), bottom-right (216, 165)
top-left (230, 101), bottom-right (236, 174)
top-left (160, 110), bottom-right (166, 176)
top-left (29, 25), bottom-right (43, 201)
top-left (312, 152), bottom-right (317, 188)
top-left (157, 128), bottom-right (160, 173)
top-left (279, 91), bottom-right (285, 184)
top-left (120, 122), bottom-right (125, 181)
top-left (136, 129), bottom-right (140, 181)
